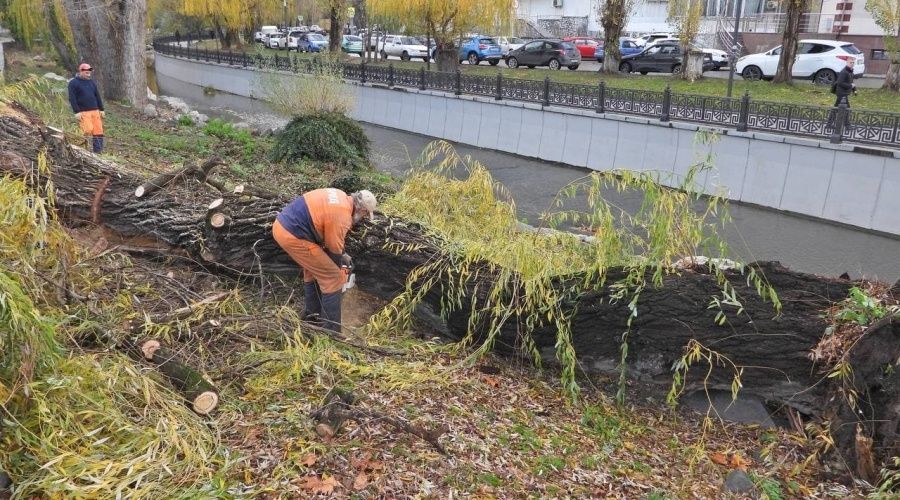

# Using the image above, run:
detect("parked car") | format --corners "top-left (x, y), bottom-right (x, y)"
top-left (286, 30), bottom-right (304, 51)
top-left (735, 39), bottom-right (865, 84)
top-left (594, 37), bottom-right (642, 62)
top-left (341, 35), bottom-right (364, 55)
top-left (618, 42), bottom-right (713, 74)
top-left (505, 39), bottom-right (581, 70)
top-left (638, 32), bottom-right (676, 46)
top-left (361, 31), bottom-right (384, 50)
top-left (266, 33), bottom-right (286, 49)
top-left (378, 35), bottom-right (430, 61)
top-left (703, 48), bottom-right (729, 70)
top-left (255, 25), bottom-right (279, 43)
top-left (297, 33), bottom-right (328, 52)
top-left (496, 36), bottom-right (525, 57)
top-left (562, 36), bottom-right (602, 58)
top-left (459, 35), bottom-right (503, 65)
top-left (310, 25), bottom-right (322, 33)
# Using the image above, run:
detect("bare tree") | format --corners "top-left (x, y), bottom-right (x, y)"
top-left (61, 0), bottom-right (147, 107)
top-left (866, 0), bottom-right (900, 90)
top-left (668, 0), bottom-right (705, 80)
top-left (598, 0), bottom-right (634, 73)
top-left (773, 0), bottom-right (806, 83)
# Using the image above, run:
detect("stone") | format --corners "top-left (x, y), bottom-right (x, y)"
top-left (42, 72), bottom-right (67, 81)
top-left (233, 122), bottom-right (250, 130)
top-left (147, 87), bottom-right (158, 102)
top-left (160, 96), bottom-right (191, 114)
top-left (142, 104), bottom-right (158, 117)
top-left (682, 389), bottom-right (776, 428)
top-left (189, 110), bottom-right (208, 125)
top-left (0, 470), bottom-right (10, 490)
top-left (723, 470), bottom-right (758, 496)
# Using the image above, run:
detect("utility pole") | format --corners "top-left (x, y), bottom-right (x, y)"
top-left (726, 0), bottom-right (744, 97)
top-left (283, 0), bottom-right (288, 29)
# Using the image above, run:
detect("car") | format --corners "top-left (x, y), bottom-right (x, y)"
top-left (563, 36), bottom-right (602, 59)
top-left (505, 39), bottom-right (581, 70)
top-left (496, 36), bottom-right (525, 57)
top-left (341, 35), bottom-right (364, 55)
top-left (594, 37), bottom-right (642, 62)
top-left (618, 42), bottom-right (713, 74)
top-left (735, 39), bottom-right (865, 85)
top-left (703, 48), bottom-right (729, 70)
top-left (297, 33), bottom-right (328, 52)
top-left (286, 30), bottom-right (305, 51)
top-left (255, 25), bottom-right (279, 43)
top-left (361, 31), bottom-right (384, 50)
top-left (378, 35), bottom-right (430, 61)
top-left (459, 36), bottom-right (503, 65)
top-left (638, 32), bottom-right (676, 46)
top-left (266, 33), bottom-right (286, 49)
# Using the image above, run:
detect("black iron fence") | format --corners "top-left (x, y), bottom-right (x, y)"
top-left (152, 37), bottom-right (900, 149)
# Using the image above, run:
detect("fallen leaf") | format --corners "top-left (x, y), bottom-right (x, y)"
top-left (300, 453), bottom-right (317, 467)
top-left (300, 475), bottom-right (338, 494)
top-left (710, 452), bottom-right (729, 466)
top-left (730, 453), bottom-right (749, 470)
top-left (480, 374), bottom-right (501, 387)
top-left (352, 472), bottom-right (368, 490)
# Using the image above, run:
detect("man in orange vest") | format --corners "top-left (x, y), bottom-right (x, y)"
top-left (67, 62), bottom-right (105, 153)
top-left (272, 188), bottom-right (377, 332)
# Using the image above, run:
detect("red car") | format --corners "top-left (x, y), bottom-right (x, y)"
top-left (563, 37), bottom-right (603, 59)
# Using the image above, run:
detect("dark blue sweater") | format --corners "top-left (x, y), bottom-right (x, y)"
top-left (67, 76), bottom-right (104, 113)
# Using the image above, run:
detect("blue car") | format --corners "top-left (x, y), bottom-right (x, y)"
top-left (459, 36), bottom-right (502, 66)
top-left (594, 37), bottom-right (642, 63)
top-left (298, 33), bottom-right (328, 52)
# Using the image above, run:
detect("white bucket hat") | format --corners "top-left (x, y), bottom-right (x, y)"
top-left (352, 190), bottom-right (377, 217)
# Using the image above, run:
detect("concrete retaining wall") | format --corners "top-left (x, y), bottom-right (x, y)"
top-left (156, 53), bottom-right (900, 236)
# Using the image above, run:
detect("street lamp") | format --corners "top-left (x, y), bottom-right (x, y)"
top-left (726, 0), bottom-right (745, 97)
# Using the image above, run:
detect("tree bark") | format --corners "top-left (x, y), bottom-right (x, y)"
top-left (0, 106), bottom-right (897, 480)
top-left (60, 0), bottom-right (146, 107)
top-left (682, 48), bottom-right (704, 81)
top-left (46, 1), bottom-right (79, 73)
top-left (137, 340), bottom-right (219, 415)
top-left (773, 0), bottom-right (805, 84)
top-left (884, 58), bottom-right (900, 91)
top-left (328, 7), bottom-right (341, 51)
top-left (599, 0), bottom-right (630, 73)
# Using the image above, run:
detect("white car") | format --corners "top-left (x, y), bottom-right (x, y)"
top-left (310, 25), bottom-right (322, 33)
top-left (266, 33), bottom-right (286, 49)
top-left (497, 36), bottom-right (525, 57)
top-left (643, 36), bottom-right (729, 70)
top-left (286, 30), bottom-right (304, 51)
top-left (704, 48), bottom-right (729, 70)
top-left (255, 25), bottom-right (279, 43)
top-left (735, 39), bottom-right (865, 85)
top-left (378, 35), bottom-right (430, 61)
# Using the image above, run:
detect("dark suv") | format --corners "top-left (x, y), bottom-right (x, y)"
top-left (506, 39), bottom-right (581, 70)
top-left (619, 42), bottom-right (713, 74)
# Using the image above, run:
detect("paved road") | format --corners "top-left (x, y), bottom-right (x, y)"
top-left (348, 52), bottom-right (886, 88)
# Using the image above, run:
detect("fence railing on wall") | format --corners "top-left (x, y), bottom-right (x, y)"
top-left (152, 37), bottom-right (900, 149)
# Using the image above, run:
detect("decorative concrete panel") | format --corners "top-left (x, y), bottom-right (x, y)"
top-left (560, 114), bottom-right (592, 168)
top-left (613, 121), bottom-right (649, 171)
top-left (426, 95), bottom-right (447, 139)
top-left (412, 93), bottom-right (431, 135)
top-left (871, 157), bottom-right (900, 234)
top-left (517, 108), bottom-right (544, 159)
top-left (823, 152), bottom-right (885, 229)
top-left (495, 106), bottom-right (523, 154)
top-left (778, 147), bottom-right (836, 218)
top-left (475, 101), bottom-right (501, 150)
top-left (443, 98), bottom-right (465, 143)
top-left (704, 135), bottom-right (750, 200)
top-left (740, 142), bottom-right (792, 208)
top-left (538, 112), bottom-right (567, 163)
top-left (459, 100), bottom-right (484, 146)
top-left (586, 118), bottom-right (619, 171)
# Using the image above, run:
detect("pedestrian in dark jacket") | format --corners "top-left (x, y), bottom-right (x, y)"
top-left (67, 62), bottom-right (105, 153)
top-left (828, 58), bottom-right (856, 129)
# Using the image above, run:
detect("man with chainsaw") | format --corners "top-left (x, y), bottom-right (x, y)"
top-left (272, 188), bottom-right (377, 333)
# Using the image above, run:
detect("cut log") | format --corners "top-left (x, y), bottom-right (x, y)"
top-left (139, 340), bottom-right (219, 415)
top-left (312, 387), bottom-right (356, 438)
top-left (0, 104), bottom-right (896, 479)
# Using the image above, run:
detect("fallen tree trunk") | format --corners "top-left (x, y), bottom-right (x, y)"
top-left (1, 104), bottom-right (896, 479)
top-left (138, 340), bottom-right (220, 415)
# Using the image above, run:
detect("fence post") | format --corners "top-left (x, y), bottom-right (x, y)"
top-left (388, 63), bottom-right (394, 87)
top-left (361, 61), bottom-right (367, 83)
top-left (419, 66), bottom-right (426, 90)
top-left (660, 85), bottom-right (671, 122)
top-left (242, 51), bottom-right (247, 67)
top-left (830, 103), bottom-right (849, 144)
top-left (542, 76), bottom-right (550, 106)
top-left (455, 69), bottom-right (462, 95)
top-left (596, 81), bottom-right (606, 113)
top-left (216, 48), bottom-right (221, 64)
top-left (737, 90), bottom-right (750, 132)
top-left (495, 72), bottom-right (502, 100)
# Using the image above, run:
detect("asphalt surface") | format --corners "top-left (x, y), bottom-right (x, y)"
top-left (156, 71), bottom-right (900, 281)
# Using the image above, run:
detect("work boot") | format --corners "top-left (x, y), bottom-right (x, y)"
top-left (320, 291), bottom-right (342, 333)
top-left (301, 281), bottom-right (322, 323)
top-left (92, 136), bottom-right (104, 154)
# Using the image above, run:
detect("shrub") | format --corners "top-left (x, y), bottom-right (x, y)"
top-left (259, 53), bottom-right (354, 116)
top-left (269, 112), bottom-right (370, 168)
top-left (203, 118), bottom-right (255, 156)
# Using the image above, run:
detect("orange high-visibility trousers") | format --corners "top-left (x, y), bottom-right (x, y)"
top-left (272, 219), bottom-right (346, 294)
top-left (78, 109), bottom-right (104, 137)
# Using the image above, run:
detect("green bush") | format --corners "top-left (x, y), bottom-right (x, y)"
top-left (269, 112), bottom-right (370, 168)
top-left (203, 118), bottom-right (255, 156)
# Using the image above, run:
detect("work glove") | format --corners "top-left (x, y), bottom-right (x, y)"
top-left (100, 111), bottom-right (106, 117)
top-left (340, 253), bottom-right (353, 269)
top-left (75, 112), bottom-right (82, 119)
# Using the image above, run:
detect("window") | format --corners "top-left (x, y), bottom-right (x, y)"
top-left (623, 40), bottom-right (638, 49)
top-left (771, 46), bottom-right (782, 55)
top-left (872, 49), bottom-right (888, 60)
top-left (807, 44), bottom-right (834, 54)
top-left (479, 38), bottom-right (497, 45)
top-left (841, 44), bottom-right (861, 55)
top-left (523, 41), bottom-right (542, 52)
top-left (645, 46), bottom-right (662, 55)
top-left (660, 45), bottom-right (677, 54)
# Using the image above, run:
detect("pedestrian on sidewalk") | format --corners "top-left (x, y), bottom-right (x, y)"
top-left (272, 188), bottom-right (377, 333)
top-left (67, 62), bottom-right (105, 154)
top-left (828, 57), bottom-right (857, 130)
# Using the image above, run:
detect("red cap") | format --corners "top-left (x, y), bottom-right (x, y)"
top-left (78, 63), bottom-right (92, 71)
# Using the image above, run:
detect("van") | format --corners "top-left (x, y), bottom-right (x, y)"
top-left (254, 26), bottom-right (279, 43)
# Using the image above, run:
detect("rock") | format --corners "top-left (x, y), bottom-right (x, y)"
top-left (142, 103), bottom-right (159, 117)
top-left (188, 110), bottom-right (208, 125)
top-left (42, 72), bottom-right (68, 82)
top-left (723, 470), bottom-right (757, 496)
top-left (160, 96), bottom-right (191, 115)
top-left (233, 122), bottom-right (250, 131)
top-left (682, 389), bottom-right (776, 428)
top-left (0, 470), bottom-right (10, 490)
top-left (146, 87), bottom-right (158, 102)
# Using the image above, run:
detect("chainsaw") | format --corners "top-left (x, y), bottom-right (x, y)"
top-left (341, 254), bottom-right (355, 292)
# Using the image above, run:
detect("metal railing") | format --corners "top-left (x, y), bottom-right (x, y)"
top-left (152, 37), bottom-right (900, 149)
